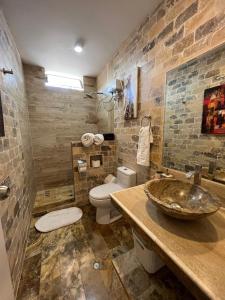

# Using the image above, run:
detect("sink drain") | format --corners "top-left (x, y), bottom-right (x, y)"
top-left (93, 261), bottom-right (101, 270)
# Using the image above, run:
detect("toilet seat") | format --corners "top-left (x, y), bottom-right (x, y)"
top-left (89, 167), bottom-right (136, 225)
top-left (89, 182), bottom-right (124, 224)
top-left (89, 182), bottom-right (124, 200)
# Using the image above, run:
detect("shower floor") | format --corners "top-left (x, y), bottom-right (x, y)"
top-left (33, 185), bottom-right (75, 216)
top-left (17, 205), bottom-right (195, 300)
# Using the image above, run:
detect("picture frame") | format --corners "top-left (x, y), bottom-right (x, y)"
top-left (124, 67), bottom-right (139, 120)
top-left (201, 84), bottom-right (225, 134)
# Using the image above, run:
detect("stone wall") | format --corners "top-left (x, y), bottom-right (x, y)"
top-left (72, 141), bottom-right (116, 206)
top-left (163, 44), bottom-right (225, 172)
top-left (24, 64), bottom-right (98, 192)
top-left (0, 11), bottom-right (35, 293)
top-left (97, 0), bottom-right (225, 180)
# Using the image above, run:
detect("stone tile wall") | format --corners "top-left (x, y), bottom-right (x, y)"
top-left (97, 0), bottom-right (225, 180)
top-left (24, 64), bottom-right (98, 192)
top-left (163, 44), bottom-right (225, 172)
top-left (0, 10), bottom-right (35, 294)
top-left (72, 141), bottom-right (116, 206)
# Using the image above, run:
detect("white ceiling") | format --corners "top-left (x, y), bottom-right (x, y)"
top-left (0, 0), bottom-right (160, 77)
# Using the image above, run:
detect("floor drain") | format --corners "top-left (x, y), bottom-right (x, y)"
top-left (93, 262), bottom-right (101, 270)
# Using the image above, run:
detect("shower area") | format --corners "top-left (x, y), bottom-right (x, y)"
top-left (24, 64), bottom-right (112, 215)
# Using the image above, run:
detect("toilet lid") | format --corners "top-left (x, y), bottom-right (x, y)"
top-left (89, 183), bottom-right (124, 200)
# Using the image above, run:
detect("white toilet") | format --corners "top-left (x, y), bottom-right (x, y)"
top-left (89, 166), bottom-right (136, 224)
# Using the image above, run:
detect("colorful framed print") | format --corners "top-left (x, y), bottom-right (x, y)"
top-left (201, 84), bottom-right (225, 134)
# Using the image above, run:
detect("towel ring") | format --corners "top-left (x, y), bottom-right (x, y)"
top-left (141, 115), bottom-right (151, 127)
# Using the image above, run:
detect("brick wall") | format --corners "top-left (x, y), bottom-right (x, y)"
top-left (0, 11), bottom-right (35, 293)
top-left (72, 141), bottom-right (116, 206)
top-left (24, 64), bottom-right (98, 191)
top-left (97, 0), bottom-right (225, 181)
top-left (164, 44), bottom-right (225, 172)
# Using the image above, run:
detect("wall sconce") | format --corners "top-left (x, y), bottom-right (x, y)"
top-left (84, 79), bottom-right (124, 112)
top-left (109, 79), bottom-right (124, 99)
top-left (108, 86), bottom-right (124, 102)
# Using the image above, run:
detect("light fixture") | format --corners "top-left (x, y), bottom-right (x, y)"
top-left (74, 40), bottom-right (83, 53)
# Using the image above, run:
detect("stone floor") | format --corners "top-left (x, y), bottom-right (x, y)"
top-left (113, 249), bottom-right (195, 300)
top-left (17, 205), bottom-right (195, 300)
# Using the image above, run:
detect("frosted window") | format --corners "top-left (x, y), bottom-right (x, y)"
top-left (46, 72), bottom-right (83, 90)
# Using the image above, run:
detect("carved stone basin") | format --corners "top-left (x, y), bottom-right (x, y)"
top-left (144, 178), bottom-right (221, 220)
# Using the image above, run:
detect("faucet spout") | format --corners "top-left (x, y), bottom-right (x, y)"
top-left (185, 164), bottom-right (202, 185)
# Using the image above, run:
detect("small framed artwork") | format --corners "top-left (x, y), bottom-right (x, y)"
top-left (124, 67), bottom-right (139, 120)
top-left (201, 84), bottom-right (225, 134)
top-left (0, 92), bottom-right (5, 137)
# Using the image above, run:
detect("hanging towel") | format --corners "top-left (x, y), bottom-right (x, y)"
top-left (81, 133), bottom-right (95, 147)
top-left (137, 126), bottom-right (153, 167)
top-left (94, 134), bottom-right (104, 145)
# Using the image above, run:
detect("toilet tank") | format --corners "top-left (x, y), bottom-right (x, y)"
top-left (117, 166), bottom-right (136, 188)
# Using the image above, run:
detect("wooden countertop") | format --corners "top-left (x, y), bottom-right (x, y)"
top-left (111, 185), bottom-right (225, 300)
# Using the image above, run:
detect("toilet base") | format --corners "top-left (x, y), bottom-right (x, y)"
top-left (96, 207), bottom-right (122, 224)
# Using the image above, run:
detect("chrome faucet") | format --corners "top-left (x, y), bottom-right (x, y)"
top-left (186, 164), bottom-right (202, 185)
top-left (208, 153), bottom-right (222, 178)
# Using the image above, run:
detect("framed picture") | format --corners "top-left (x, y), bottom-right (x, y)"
top-left (0, 92), bottom-right (5, 137)
top-left (124, 67), bottom-right (139, 120)
top-left (201, 84), bottom-right (225, 134)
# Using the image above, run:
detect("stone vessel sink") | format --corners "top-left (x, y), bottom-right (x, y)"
top-left (144, 178), bottom-right (221, 220)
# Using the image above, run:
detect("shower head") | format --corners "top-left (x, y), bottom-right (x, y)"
top-left (85, 93), bottom-right (94, 99)
top-left (84, 92), bottom-right (105, 99)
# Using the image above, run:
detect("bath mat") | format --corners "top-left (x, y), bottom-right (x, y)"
top-left (35, 207), bottom-right (83, 232)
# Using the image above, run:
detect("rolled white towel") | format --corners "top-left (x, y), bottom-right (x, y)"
top-left (81, 133), bottom-right (95, 147)
top-left (137, 126), bottom-right (153, 167)
top-left (94, 134), bottom-right (104, 145)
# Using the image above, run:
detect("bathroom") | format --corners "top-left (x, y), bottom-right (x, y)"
top-left (0, 0), bottom-right (225, 299)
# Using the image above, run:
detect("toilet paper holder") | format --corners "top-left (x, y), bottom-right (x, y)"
top-left (77, 159), bottom-right (87, 173)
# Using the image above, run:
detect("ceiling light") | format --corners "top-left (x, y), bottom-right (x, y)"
top-left (74, 41), bottom-right (83, 53)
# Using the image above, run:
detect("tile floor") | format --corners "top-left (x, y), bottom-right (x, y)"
top-left (17, 205), bottom-right (195, 300)
top-left (113, 249), bottom-right (195, 300)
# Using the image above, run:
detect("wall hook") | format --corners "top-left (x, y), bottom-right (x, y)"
top-left (1, 68), bottom-right (14, 75)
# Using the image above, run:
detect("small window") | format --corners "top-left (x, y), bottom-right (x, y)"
top-left (45, 72), bottom-right (83, 90)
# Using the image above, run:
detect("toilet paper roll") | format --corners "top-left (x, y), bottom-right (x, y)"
top-left (92, 160), bottom-right (101, 168)
top-left (78, 166), bottom-right (87, 173)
